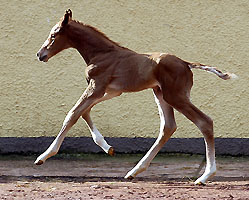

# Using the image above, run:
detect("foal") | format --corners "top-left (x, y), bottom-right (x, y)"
top-left (36, 9), bottom-right (236, 185)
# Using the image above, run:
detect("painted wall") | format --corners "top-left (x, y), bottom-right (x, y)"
top-left (0, 0), bottom-right (248, 139)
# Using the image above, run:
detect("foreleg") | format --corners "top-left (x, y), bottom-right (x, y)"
top-left (34, 80), bottom-right (105, 165)
top-left (81, 92), bottom-right (121, 155)
top-left (82, 111), bottom-right (114, 155)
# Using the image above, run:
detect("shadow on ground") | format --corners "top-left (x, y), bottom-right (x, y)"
top-left (1, 153), bottom-right (249, 183)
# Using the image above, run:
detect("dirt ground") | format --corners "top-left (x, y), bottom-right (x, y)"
top-left (1, 154), bottom-right (249, 200)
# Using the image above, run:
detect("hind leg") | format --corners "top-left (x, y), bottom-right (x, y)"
top-left (125, 87), bottom-right (177, 179)
top-left (166, 95), bottom-right (216, 184)
top-left (155, 55), bottom-right (216, 184)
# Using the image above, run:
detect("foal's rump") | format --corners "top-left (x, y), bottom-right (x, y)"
top-left (154, 54), bottom-right (193, 97)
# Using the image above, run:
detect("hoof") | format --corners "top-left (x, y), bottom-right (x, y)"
top-left (194, 181), bottom-right (206, 186)
top-left (194, 171), bottom-right (216, 185)
top-left (108, 147), bottom-right (115, 156)
top-left (126, 176), bottom-right (134, 180)
top-left (34, 160), bottom-right (44, 165)
top-left (124, 174), bottom-right (135, 180)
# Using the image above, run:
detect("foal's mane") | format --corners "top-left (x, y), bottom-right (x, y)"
top-left (71, 20), bottom-right (128, 50)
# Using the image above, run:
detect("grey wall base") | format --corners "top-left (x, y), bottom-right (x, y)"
top-left (0, 137), bottom-right (249, 156)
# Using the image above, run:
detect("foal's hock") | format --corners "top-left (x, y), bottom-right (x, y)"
top-left (36, 9), bottom-right (236, 185)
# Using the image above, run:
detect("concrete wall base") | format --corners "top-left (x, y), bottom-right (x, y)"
top-left (0, 137), bottom-right (249, 156)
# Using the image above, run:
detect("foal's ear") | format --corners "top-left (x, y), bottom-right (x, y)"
top-left (62, 9), bottom-right (72, 27)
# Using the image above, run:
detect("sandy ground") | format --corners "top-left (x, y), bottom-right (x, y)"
top-left (1, 154), bottom-right (249, 199)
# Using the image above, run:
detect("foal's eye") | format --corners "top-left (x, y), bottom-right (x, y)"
top-left (51, 34), bottom-right (56, 39)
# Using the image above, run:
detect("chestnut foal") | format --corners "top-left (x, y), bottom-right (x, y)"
top-left (36, 9), bottom-right (236, 185)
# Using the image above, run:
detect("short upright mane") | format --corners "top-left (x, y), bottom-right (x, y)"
top-left (71, 20), bottom-right (128, 50)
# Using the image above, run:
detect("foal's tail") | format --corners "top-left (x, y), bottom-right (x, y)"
top-left (188, 63), bottom-right (238, 80)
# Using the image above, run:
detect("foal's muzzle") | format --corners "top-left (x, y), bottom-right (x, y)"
top-left (37, 51), bottom-right (48, 62)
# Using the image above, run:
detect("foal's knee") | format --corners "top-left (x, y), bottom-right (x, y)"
top-left (63, 109), bottom-right (81, 127)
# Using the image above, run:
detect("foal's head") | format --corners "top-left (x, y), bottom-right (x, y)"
top-left (37, 9), bottom-right (73, 62)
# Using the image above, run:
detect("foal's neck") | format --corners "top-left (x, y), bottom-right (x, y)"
top-left (67, 21), bottom-right (124, 65)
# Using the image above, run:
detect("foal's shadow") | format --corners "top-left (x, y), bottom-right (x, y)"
top-left (1, 175), bottom-right (249, 184)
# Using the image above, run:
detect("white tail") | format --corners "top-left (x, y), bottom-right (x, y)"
top-left (188, 63), bottom-right (238, 80)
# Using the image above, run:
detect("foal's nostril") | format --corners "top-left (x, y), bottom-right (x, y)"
top-left (37, 52), bottom-right (40, 57)
top-left (39, 55), bottom-right (48, 62)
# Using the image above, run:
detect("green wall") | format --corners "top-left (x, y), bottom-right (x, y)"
top-left (0, 0), bottom-right (248, 138)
